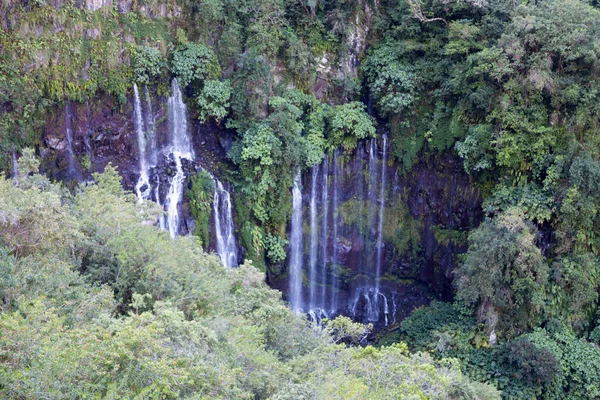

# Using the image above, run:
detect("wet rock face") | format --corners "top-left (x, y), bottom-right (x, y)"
top-left (39, 91), bottom-right (231, 188)
top-left (40, 97), bottom-right (134, 185)
top-left (403, 154), bottom-right (482, 300)
top-left (268, 144), bottom-right (482, 328)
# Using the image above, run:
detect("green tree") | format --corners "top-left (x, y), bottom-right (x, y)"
top-left (454, 209), bottom-right (548, 340)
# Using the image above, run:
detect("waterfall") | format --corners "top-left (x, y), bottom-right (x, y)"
top-left (375, 134), bottom-right (387, 299)
top-left (320, 157), bottom-right (329, 313)
top-left (289, 135), bottom-right (399, 326)
top-left (84, 101), bottom-right (92, 161)
top-left (155, 180), bottom-right (166, 231)
top-left (309, 165), bottom-right (319, 310)
top-left (289, 170), bottom-right (304, 312)
top-left (213, 178), bottom-right (239, 267)
top-left (330, 150), bottom-right (340, 315)
top-left (165, 78), bottom-right (193, 239)
top-left (368, 139), bottom-right (378, 236)
top-left (134, 83), bottom-right (151, 202)
top-left (65, 101), bottom-right (75, 175)
top-left (355, 143), bottom-right (365, 234)
top-left (11, 151), bottom-right (18, 180)
top-left (144, 85), bottom-right (157, 166)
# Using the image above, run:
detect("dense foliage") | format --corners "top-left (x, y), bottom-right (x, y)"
top-left (2, 0), bottom-right (600, 398)
top-left (0, 157), bottom-right (499, 399)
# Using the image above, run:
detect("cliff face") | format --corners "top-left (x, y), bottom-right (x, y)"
top-left (267, 140), bottom-right (482, 326)
top-left (39, 89), bottom-right (233, 238)
top-left (10, 0), bottom-right (485, 328)
top-left (37, 91), bottom-right (482, 328)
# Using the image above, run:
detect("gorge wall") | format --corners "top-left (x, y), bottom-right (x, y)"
top-left (33, 84), bottom-right (482, 328)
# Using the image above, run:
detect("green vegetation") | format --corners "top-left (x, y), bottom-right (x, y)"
top-left (0, 158), bottom-right (499, 399)
top-left (3, 0), bottom-right (600, 398)
top-left (187, 170), bottom-right (215, 247)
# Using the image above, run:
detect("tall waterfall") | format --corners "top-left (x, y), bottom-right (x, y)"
top-left (368, 139), bottom-right (378, 237)
top-left (213, 178), bottom-right (239, 267)
top-left (375, 134), bottom-right (387, 303)
top-left (134, 83), bottom-right (151, 202)
top-left (130, 80), bottom-right (240, 263)
top-left (11, 151), bottom-right (18, 180)
top-left (309, 165), bottom-right (319, 310)
top-left (165, 79), bottom-right (193, 239)
top-left (330, 150), bottom-right (340, 315)
top-left (65, 101), bottom-right (75, 175)
top-left (319, 157), bottom-right (329, 314)
top-left (287, 135), bottom-right (395, 325)
top-left (289, 170), bottom-right (304, 312)
top-left (144, 85), bottom-right (157, 165)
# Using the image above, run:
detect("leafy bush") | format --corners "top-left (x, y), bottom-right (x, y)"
top-left (454, 209), bottom-right (548, 340)
top-left (327, 102), bottom-right (376, 150)
top-left (187, 170), bottom-right (215, 248)
top-left (501, 338), bottom-right (560, 386)
top-left (196, 79), bottom-right (232, 123)
top-left (132, 45), bottom-right (165, 84)
top-left (170, 42), bottom-right (220, 88)
top-left (263, 233), bottom-right (288, 264)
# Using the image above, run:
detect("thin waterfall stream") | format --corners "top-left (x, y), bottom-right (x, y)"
top-left (134, 83), bottom-right (151, 202)
top-left (289, 170), bottom-right (303, 312)
top-left (213, 178), bottom-right (239, 267)
top-left (65, 101), bottom-right (75, 176)
top-left (309, 165), bottom-right (319, 310)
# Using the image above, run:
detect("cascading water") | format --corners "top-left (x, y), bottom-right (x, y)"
top-left (134, 83), bottom-right (151, 202)
top-left (368, 139), bottom-right (378, 237)
top-left (144, 85), bottom-right (157, 165)
top-left (289, 135), bottom-right (398, 326)
top-left (319, 157), bottom-right (329, 315)
top-left (309, 165), bottom-right (319, 310)
top-left (11, 151), bottom-right (18, 180)
top-left (374, 134), bottom-right (388, 310)
top-left (289, 170), bottom-right (304, 312)
top-left (65, 101), bottom-right (75, 175)
top-left (330, 150), bottom-right (340, 315)
top-left (165, 78), bottom-right (193, 239)
top-left (213, 178), bottom-right (239, 267)
top-left (131, 80), bottom-right (240, 265)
